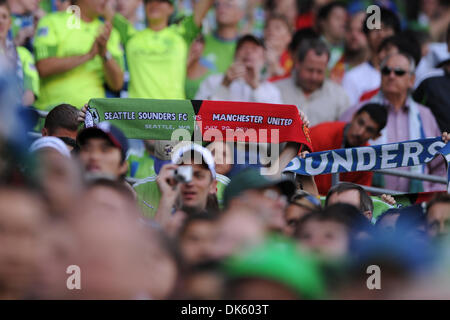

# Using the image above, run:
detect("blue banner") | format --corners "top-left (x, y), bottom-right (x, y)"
top-left (284, 137), bottom-right (450, 193)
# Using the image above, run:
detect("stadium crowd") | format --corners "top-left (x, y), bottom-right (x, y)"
top-left (1, 0), bottom-right (450, 300)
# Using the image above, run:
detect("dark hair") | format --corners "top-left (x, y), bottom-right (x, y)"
top-left (288, 28), bottom-right (319, 55)
top-left (426, 193), bottom-right (450, 213)
top-left (355, 103), bottom-right (388, 133)
top-left (363, 7), bottom-right (401, 35)
top-left (396, 204), bottom-right (426, 232)
top-left (375, 207), bottom-right (401, 227)
top-left (294, 203), bottom-right (359, 239)
top-left (235, 34), bottom-right (265, 55)
top-left (297, 38), bottom-right (329, 63)
top-left (316, 1), bottom-right (347, 22)
top-left (378, 33), bottom-right (421, 66)
top-left (325, 182), bottom-right (373, 214)
top-left (44, 104), bottom-right (79, 135)
top-left (0, 0), bottom-right (10, 12)
top-left (178, 211), bottom-right (219, 239)
top-left (447, 22), bottom-right (450, 43)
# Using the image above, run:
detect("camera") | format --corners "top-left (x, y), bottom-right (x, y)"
top-left (174, 165), bottom-right (193, 183)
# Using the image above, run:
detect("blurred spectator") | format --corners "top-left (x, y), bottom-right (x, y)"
top-left (76, 122), bottom-right (129, 180)
top-left (223, 238), bottom-right (326, 299)
top-left (426, 193), bottom-right (450, 239)
top-left (223, 167), bottom-right (295, 233)
top-left (264, 0), bottom-right (299, 31)
top-left (185, 35), bottom-right (211, 99)
top-left (29, 136), bottom-right (71, 159)
top-left (34, 0), bottom-right (124, 110)
top-left (196, 34), bottom-right (282, 103)
top-left (62, 208), bottom-right (153, 299)
top-left (0, 187), bottom-right (48, 299)
top-left (310, 103), bottom-right (388, 195)
top-left (395, 204), bottom-right (428, 241)
top-left (112, 0), bottom-right (213, 100)
top-left (0, 1), bottom-right (39, 107)
top-left (295, 204), bottom-right (357, 260)
top-left (54, 0), bottom-right (71, 12)
top-left (42, 103), bottom-right (79, 141)
top-left (316, 1), bottom-right (347, 70)
top-left (29, 138), bottom-right (85, 216)
top-left (264, 14), bottom-right (294, 81)
top-left (413, 23), bottom-right (450, 132)
top-left (177, 212), bottom-right (218, 267)
top-left (7, 0), bottom-right (44, 50)
top-left (287, 27), bottom-right (319, 57)
top-left (126, 140), bottom-right (167, 180)
top-left (342, 7), bottom-right (401, 106)
top-left (406, 0), bottom-right (450, 42)
top-left (178, 260), bottom-right (225, 299)
top-left (284, 190), bottom-right (322, 237)
top-left (200, 0), bottom-right (245, 78)
top-left (375, 207), bottom-right (401, 234)
top-left (336, 229), bottom-right (434, 299)
top-left (341, 52), bottom-right (445, 193)
top-left (116, 0), bottom-right (146, 30)
top-left (84, 178), bottom-right (139, 216)
top-left (325, 182), bottom-right (374, 221)
top-left (275, 38), bottom-right (350, 126)
top-left (330, 11), bottom-right (369, 83)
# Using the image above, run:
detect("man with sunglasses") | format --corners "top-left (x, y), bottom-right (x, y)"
top-left (341, 51), bottom-right (445, 193)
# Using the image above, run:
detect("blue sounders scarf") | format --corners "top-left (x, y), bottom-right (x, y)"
top-left (369, 92), bottom-right (426, 193)
top-left (284, 137), bottom-right (450, 193)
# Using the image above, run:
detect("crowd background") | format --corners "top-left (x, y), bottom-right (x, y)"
top-left (0, 0), bottom-right (450, 300)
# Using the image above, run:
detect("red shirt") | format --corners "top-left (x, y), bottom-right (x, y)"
top-left (309, 122), bottom-right (373, 195)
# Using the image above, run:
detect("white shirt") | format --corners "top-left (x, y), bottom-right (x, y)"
top-left (274, 75), bottom-right (350, 127)
top-left (342, 61), bottom-right (381, 106)
top-left (195, 74), bottom-right (283, 104)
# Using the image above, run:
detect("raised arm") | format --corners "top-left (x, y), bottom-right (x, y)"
top-left (193, 0), bottom-right (215, 27)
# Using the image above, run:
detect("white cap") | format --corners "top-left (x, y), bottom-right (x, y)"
top-left (171, 143), bottom-right (216, 179)
top-left (29, 137), bottom-right (71, 158)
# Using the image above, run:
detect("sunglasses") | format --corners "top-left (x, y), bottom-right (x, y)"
top-left (381, 66), bottom-right (408, 77)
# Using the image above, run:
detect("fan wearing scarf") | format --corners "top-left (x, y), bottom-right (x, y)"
top-left (340, 51), bottom-right (445, 193)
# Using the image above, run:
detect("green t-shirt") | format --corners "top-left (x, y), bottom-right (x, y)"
top-left (127, 149), bottom-right (156, 180)
top-left (17, 46), bottom-right (40, 97)
top-left (33, 12), bottom-right (124, 110)
top-left (134, 173), bottom-right (230, 218)
top-left (201, 34), bottom-right (236, 75)
top-left (113, 14), bottom-right (200, 99)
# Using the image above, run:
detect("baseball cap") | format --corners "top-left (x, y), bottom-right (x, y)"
top-left (171, 142), bottom-right (216, 179)
top-left (290, 191), bottom-right (322, 210)
top-left (223, 167), bottom-right (296, 208)
top-left (224, 237), bottom-right (326, 299)
top-left (77, 122), bottom-right (129, 160)
top-left (144, 0), bottom-right (175, 4)
top-left (29, 136), bottom-right (71, 158)
top-left (236, 34), bottom-right (265, 52)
